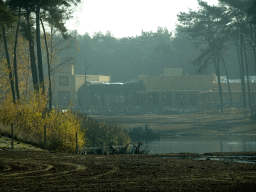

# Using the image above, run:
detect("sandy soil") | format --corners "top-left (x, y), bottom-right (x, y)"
top-left (91, 113), bottom-right (256, 135)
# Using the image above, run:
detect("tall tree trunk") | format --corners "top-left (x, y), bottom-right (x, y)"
top-left (26, 7), bottom-right (39, 92)
top-left (13, 7), bottom-right (21, 104)
top-left (41, 18), bottom-right (52, 111)
top-left (220, 55), bottom-right (232, 107)
top-left (25, 51), bottom-right (30, 101)
top-left (50, 25), bottom-right (53, 65)
top-left (253, 47), bottom-right (256, 74)
top-left (239, 34), bottom-right (247, 118)
top-left (214, 54), bottom-right (224, 113)
top-left (1, 24), bottom-right (16, 103)
top-left (217, 54), bottom-right (224, 113)
top-left (250, 24), bottom-right (256, 74)
top-left (36, 1), bottom-right (45, 94)
top-left (242, 41), bottom-right (252, 116)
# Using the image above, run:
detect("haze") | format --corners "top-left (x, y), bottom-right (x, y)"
top-left (67, 0), bottom-right (219, 38)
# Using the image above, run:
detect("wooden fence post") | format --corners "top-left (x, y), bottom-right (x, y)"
top-left (11, 123), bottom-right (14, 149)
top-left (102, 142), bottom-right (104, 155)
top-left (76, 132), bottom-right (78, 154)
top-left (44, 125), bottom-right (46, 150)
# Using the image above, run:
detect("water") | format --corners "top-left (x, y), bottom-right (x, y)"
top-left (193, 156), bottom-right (256, 164)
top-left (140, 134), bottom-right (256, 154)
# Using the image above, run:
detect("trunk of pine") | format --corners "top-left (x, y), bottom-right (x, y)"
top-left (36, 2), bottom-right (45, 93)
top-left (216, 54), bottom-right (224, 113)
top-left (239, 34), bottom-right (247, 118)
top-left (221, 56), bottom-right (232, 107)
top-left (41, 18), bottom-right (52, 111)
top-left (13, 7), bottom-right (21, 103)
top-left (243, 41), bottom-right (252, 116)
top-left (250, 24), bottom-right (256, 74)
top-left (1, 24), bottom-right (16, 103)
top-left (253, 47), bottom-right (256, 75)
top-left (26, 7), bottom-right (39, 92)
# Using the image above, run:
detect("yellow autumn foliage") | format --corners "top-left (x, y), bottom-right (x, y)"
top-left (0, 90), bottom-right (86, 152)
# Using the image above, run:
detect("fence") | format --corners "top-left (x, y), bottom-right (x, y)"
top-left (1, 123), bottom-right (82, 154)
top-left (1, 123), bottom-right (127, 155)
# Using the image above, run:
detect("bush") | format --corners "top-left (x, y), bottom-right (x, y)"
top-left (109, 144), bottom-right (130, 154)
top-left (0, 91), bottom-right (85, 152)
top-left (131, 142), bottom-right (150, 154)
top-left (75, 112), bottom-right (131, 148)
top-left (44, 109), bottom-right (85, 152)
top-left (128, 124), bottom-right (160, 142)
top-left (109, 142), bottom-right (150, 154)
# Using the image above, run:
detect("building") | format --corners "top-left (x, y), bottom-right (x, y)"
top-left (52, 65), bottom-right (111, 109)
top-left (53, 65), bottom-right (256, 113)
top-left (77, 80), bottom-right (145, 113)
top-left (136, 73), bottom-right (216, 108)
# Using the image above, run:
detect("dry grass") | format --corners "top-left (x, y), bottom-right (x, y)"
top-left (0, 123), bottom-right (44, 149)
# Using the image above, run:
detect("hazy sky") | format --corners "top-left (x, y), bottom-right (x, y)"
top-left (66, 0), bottom-right (219, 38)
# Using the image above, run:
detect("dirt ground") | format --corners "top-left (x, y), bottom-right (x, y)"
top-left (1, 113), bottom-right (256, 191)
top-left (0, 150), bottom-right (256, 191)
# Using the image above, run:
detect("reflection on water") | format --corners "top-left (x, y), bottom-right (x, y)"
top-left (141, 134), bottom-right (256, 154)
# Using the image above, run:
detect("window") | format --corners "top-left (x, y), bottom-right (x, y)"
top-left (59, 76), bottom-right (69, 86)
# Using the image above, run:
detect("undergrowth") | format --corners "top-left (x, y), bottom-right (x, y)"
top-left (0, 91), bottom-right (85, 152)
top-left (128, 124), bottom-right (160, 142)
top-left (75, 112), bottom-right (131, 148)
top-left (108, 142), bottom-right (149, 154)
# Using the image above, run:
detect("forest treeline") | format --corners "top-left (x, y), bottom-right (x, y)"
top-left (72, 27), bottom-right (253, 83)
top-left (70, 1), bottom-right (256, 84)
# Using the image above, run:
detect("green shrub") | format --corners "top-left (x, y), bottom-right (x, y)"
top-left (128, 124), bottom-right (160, 142)
top-left (75, 112), bottom-right (130, 148)
top-left (109, 144), bottom-right (130, 154)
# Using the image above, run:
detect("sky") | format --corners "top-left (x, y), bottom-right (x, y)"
top-left (66, 0), bottom-right (219, 38)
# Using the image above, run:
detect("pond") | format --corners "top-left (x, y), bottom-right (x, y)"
top-left (140, 134), bottom-right (256, 154)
